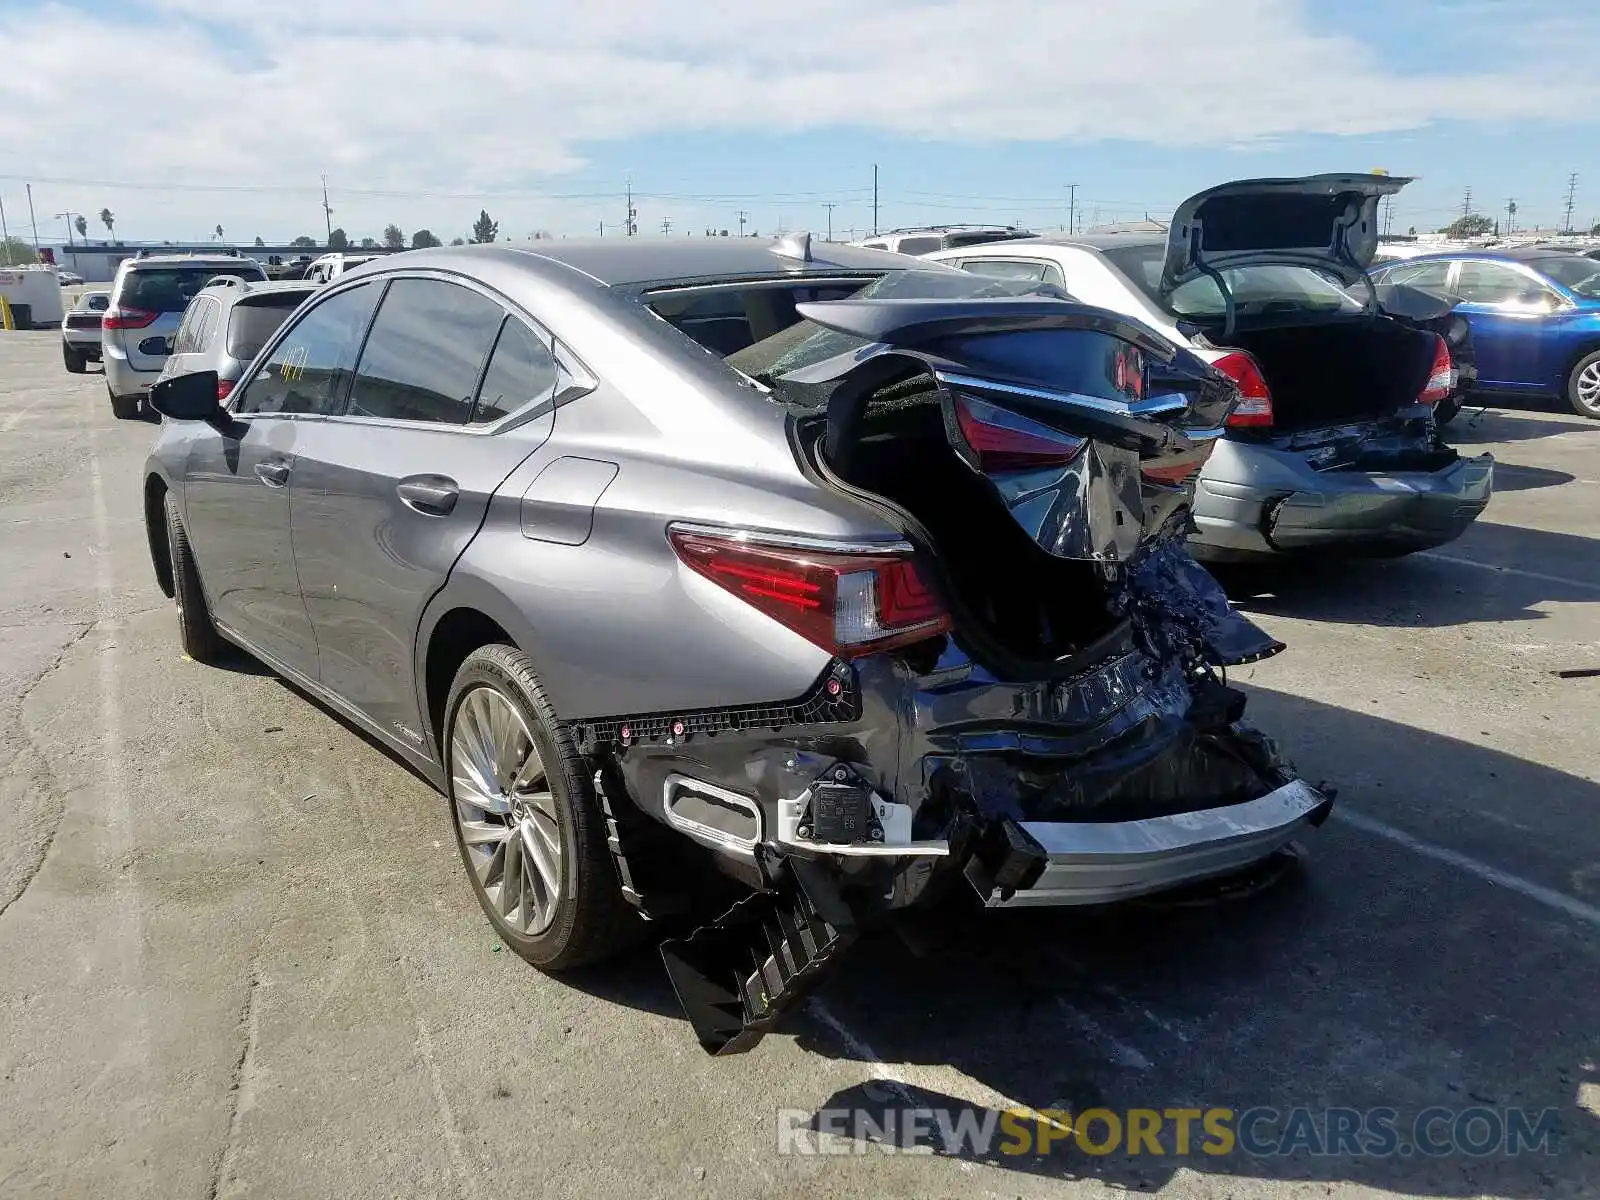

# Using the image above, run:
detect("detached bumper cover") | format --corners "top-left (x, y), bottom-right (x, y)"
top-left (992, 778), bottom-right (1331, 907)
top-left (1191, 437), bottom-right (1493, 558)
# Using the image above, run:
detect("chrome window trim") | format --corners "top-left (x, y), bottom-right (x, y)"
top-left (935, 369), bottom-right (1190, 419)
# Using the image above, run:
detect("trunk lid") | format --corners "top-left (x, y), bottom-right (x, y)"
top-left (1162, 173), bottom-right (1411, 294)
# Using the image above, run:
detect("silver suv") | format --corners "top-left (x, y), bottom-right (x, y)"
top-left (154, 278), bottom-right (317, 404)
top-left (103, 251), bottom-right (266, 418)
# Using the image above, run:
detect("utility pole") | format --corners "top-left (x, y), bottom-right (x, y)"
top-left (1065, 183), bottom-right (1078, 234)
top-left (598, 221), bottom-right (604, 237)
top-left (660, 217), bottom-right (672, 237)
top-left (54, 211), bottom-right (80, 248)
top-left (625, 177), bottom-right (637, 237)
top-left (872, 164), bottom-right (879, 236)
top-left (1383, 196), bottom-right (1394, 235)
top-left (321, 174), bottom-right (333, 242)
top-left (0, 194), bottom-right (9, 263)
top-left (737, 210), bottom-right (748, 237)
top-left (1461, 187), bottom-right (1472, 217)
top-left (1505, 198), bottom-right (1517, 236)
top-left (1564, 172), bottom-right (1579, 233)
top-left (25, 183), bottom-right (41, 256)
top-left (822, 202), bottom-right (836, 241)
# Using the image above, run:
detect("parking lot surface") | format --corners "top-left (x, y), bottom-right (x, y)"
top-left (1, 327), bottom-right (1597, 1198)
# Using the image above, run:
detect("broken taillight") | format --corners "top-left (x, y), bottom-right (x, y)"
top-left (953, 395), bottom-right (1086, 471)
top-left (1212, 350), bottom-right (1274, 428)
top-left (668, 528), bottom-right (951, 657)
top-left (1417, 333), bottom-right (1454, 406)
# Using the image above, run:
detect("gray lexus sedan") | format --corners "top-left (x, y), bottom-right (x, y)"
top-left (143, 237), bottom-right (1332, 1054)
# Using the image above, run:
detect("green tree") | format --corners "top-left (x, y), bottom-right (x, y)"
top-left (328, 227), bottom-right (350, 250)
top-left (411, 229), bottom-right (441, 249)
top-left (99, 207), bottom-right (115, 238)
top-left (1440, 213), bottom-right (1493, 238)
top-left (214, 224), bottom-right (225, 242)
top-left (73, 215), bottom-right (87, 239)
top-left (471, 209), bottom-right (499, 243)
top-left (449, 237), bottom-right (465, 246)
top-left (1, 236), bottom-right (37, 266)
top-left (1592, 221), bottom-right (1600, 236)
top-left (290, 235), bottom-right (317, 248)
top-left (359, 236), bottom-right (377, 249)
top-left (382, 223), bottom-right (406, 250)
top-left (253, 235), bottom-right (265, 247)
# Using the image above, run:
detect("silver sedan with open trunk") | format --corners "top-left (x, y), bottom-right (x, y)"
top-left (142, 236), bottom-right (1331, 1055)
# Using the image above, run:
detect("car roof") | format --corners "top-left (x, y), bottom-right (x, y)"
top-left (491, 237), bottom-right (915, 287)
top-left (1385, 247), bottom-right (1590, 266)
top-left (123, 252), bottom-right (263, 268)
top-left (947, 232), bottom-right (1167, 254)
top-left (201, 278), bottom-right (318, 301)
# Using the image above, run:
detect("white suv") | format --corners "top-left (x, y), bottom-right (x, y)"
top-left (103, 251), bottom-right (266, 418)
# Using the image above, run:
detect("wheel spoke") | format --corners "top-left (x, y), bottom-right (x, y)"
top-left (524, 817), bottom-right (561, 910)
top-left (459, 818), bottom-right (506, 846)
top-left (500, 829), bottom-right (523, 918)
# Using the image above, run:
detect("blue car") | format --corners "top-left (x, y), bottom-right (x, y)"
top-left (1371, 249), bottom-right (1600, 418)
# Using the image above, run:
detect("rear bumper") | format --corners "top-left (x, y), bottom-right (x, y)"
top-left (61, 330), bottom-right (102, 357)
top-left (103, 345), bottom-right (161, 399)
top-left (993, 779), bottom-right (1331, 907)
top-left (1189, 438), bottom-right (1494, 561)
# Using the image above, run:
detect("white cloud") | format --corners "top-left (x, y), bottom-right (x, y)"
top-left (3, 0), bottom-right (1596, 239)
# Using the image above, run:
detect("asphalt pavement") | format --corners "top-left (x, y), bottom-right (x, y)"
top-left (1, 328), bottom-right (1597, 1199)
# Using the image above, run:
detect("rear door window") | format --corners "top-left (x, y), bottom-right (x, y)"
top-left (234, 281), bottom-right (381, 416)
top-left (471, 318), bottom-right (559, 425)
top-left (1454, 261), bottom-right (1531, 305)
top-left (1379, 260), bottom-right (1451, 289)
top-left (345, 278), bottom-right (505, 424)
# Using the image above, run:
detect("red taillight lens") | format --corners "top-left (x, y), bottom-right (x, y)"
top-left (669, 529), bottom-right (951, 657)
top-left (1212, 350), bottom-right (1274, 428)
top-left (102, 307), bottom-right (157, 330)
top-left (216, 378), bottom-right (236, 401)
top-left (1417, 333), bottom-right (1454, 406)
top-left (954, 395), bottom-right (1086, 471)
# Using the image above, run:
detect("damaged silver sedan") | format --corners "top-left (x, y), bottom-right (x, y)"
top-left (141, 236), bottom-right (1332, 1056)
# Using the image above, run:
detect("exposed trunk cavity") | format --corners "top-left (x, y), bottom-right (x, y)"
top-left (1218, 318), bottom-right (1437, 432)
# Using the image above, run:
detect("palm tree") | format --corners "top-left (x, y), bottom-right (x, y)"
top-left (214, 224), bottom-right (224, 242)
top-left (74, 215), bottom-right (87, 239)
top-left (99, 208), bottom-right (115, 239)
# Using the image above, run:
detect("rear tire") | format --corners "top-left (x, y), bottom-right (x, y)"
top-left (444, 644), bottom-right (639, 971)
top-left (108, 384), bottom-right (140, 420)
top-left (1567, 350), bottom-right (1600, 419)
top-left (63, 343), bottom-right (87, 374)
top-left (1433, 394), bottom-right (1463, 426)
top-left (164, 496), bottom-right (226, 663)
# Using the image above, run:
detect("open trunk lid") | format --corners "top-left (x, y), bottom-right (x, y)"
top-left (738, 279), bottom-right (1281, 672)
top-left (1162, 173), bottom-right (1411, 295)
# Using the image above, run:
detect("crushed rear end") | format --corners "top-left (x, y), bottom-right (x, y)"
top-left (591, 273), bottom-right (1333, 1055)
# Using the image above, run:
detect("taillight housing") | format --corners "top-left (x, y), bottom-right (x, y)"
top-left (1417, 333), bottom-right (1454, 406)
top-left (216, 378), bottom-right (236, 401)
top-left (1212, 350), bottom-right (1274, 428)
top-left (668, 527), bottom-right (951, 657)
top-left (953, 395), bottom-right (1086, 471)
top-left (102, 307), bottom-right (157, 330)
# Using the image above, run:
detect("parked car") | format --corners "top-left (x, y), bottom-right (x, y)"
top-left (928, 173), bottom-right (1494, 563)
top-left (302, 252), bottom-right (379, 284)
top-left (154, 279), bottom-right (316, 402)
top-left (57, 270), bottom-right (84, 286)
top-left (103, 251), bottom-right (268, 418)
top-left (142, 237), bottom-right (1330, 1054)
top-left (1371, 249), bottom-right (1600, 418)
top-left (60, 289), bottom-right (110, 373)
top-left (849, 225), bottom-right (1037, 255)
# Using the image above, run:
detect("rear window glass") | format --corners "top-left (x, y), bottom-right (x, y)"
top-left (645, 281), bottom-right (870, 357)
top-left (78, 293), bottom-right (110, 312)
top-left (120, 266), bottom-right (264, 313)
top-left (227, 294), bottom-right (311, 360)
top-left (1101, 245), bottom-right (1361, 318)
top-left (726, 268), bottom-right (1071, 395)
top-left (893, 236), bottom-right (942, 255)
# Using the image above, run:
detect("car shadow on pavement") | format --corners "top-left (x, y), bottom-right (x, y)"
top-left (1490, 463), bottom-right (1580, 492)
top-left (1444, 402), bottom-right (1600, 444)
top-left (783, 692), bottom-right (1599, 1196)
top-left (1217, 526), bottom-right (1600, 627)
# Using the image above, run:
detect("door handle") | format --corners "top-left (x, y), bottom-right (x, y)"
top-left (396, 476), bottom-right (460, 516)
top-left (254, 460), bottom-right (291, 487)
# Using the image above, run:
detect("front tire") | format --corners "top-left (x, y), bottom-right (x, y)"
top-left (444, 644), bottom-right (638, 970)
top-left (63, 343), bottom-right (87, 374)
top-left (164, 496), bottom-right (226, 663)
top-left (1567, 350), bottom-right (1600, 419)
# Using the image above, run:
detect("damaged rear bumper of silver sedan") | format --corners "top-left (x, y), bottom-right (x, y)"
top-left (571, 536), bottom-right (1332, 1056)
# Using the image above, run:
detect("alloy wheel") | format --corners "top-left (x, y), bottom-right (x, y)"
top-left (1577, 360), bottom-right (1600, 416)
top-left (449, 685), bottom-right (563, 936)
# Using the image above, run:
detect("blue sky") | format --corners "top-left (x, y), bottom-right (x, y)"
top-left (2, 0), bottom-right (1597, 245)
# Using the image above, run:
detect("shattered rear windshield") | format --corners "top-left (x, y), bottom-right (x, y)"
top-left (726, 268), bottom-right (1071, 388)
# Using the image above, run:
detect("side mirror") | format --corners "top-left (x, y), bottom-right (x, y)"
top-left (150, 370), bottom-right (223, 422)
